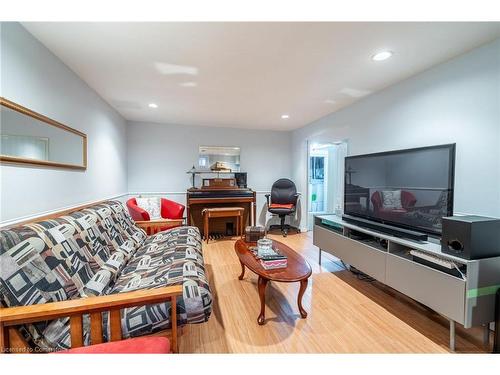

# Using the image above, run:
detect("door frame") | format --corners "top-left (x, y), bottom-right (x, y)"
top-left (305, 139), bottom-right (349, 230)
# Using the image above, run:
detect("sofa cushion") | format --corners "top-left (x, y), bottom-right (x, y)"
top-left (82, 251), bottom-right (128, 297)
top-left (0, 218), bottom-right (103, 351)
top-left (108, 201), bottom-right (147, 248)
top-left (108, 226), bottom-right (212, 339)
top-left (59, 211), bottom-right (114, 273)
top-left (37, 226), bottom-right (212, 350)
top-left (0, 220), bottom-right (97, 307)
top-left (68, 201), bottom-right (145, 252)
top-left (55, 336), bottom-right (171, 354)
top-left (116, 239), bottom-right (137, 260)
top-left (82, 269), bottom-right (113, 297)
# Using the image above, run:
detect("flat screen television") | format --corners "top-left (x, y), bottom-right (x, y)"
top-left (344, 144), bottom-right (455, 237)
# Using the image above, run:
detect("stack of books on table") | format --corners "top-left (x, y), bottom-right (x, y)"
top-left (260, 254), bottom-right (287, 270)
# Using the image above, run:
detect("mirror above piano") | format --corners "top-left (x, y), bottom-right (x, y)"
top-left (187, 146), bottom-right (246, 189)
top-left (198, 146), bottom-right (241, 172)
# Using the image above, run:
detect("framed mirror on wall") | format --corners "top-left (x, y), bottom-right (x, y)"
top-left (0, 97), bottom-right (87, 170)
top-left (198, 146), bottom-right (241, 172)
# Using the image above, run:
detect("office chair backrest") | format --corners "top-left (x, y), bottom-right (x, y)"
top-left (270, 178), bottom-right (298, 205)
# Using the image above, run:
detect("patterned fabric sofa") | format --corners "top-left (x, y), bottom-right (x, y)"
top-left (0, 200), bottom-right (212, 352)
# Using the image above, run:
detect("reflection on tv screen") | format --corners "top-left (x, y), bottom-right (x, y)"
top-left (344, 145), bottom-right (455, 235)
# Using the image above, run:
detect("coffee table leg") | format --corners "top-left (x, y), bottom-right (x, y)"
top-left (238, 261), bottom-right (246, 280)
top-left (257, 276), bottom-right (269, 325)
top-left (297, 279), bottom-right (308, 318)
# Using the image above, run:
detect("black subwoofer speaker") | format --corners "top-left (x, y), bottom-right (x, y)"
top-left (441, 215), bottom-right (500, 260)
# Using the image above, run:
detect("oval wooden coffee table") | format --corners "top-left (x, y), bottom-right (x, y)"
top-left (234, 239), bottom-right (312, 325)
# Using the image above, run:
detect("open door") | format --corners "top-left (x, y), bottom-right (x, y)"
top-left (306, 141), bottom-right (348, 230)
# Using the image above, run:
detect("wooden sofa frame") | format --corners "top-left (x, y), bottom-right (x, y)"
top-left (0, 285), bottom-right (182, 354)
top-left (0, 198), bottom-right (187, 354)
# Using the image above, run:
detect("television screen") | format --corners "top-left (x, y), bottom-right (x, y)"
top-left (344, 144), bottom-right (455, 236)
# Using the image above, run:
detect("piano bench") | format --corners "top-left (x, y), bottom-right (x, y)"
top-left (202, 207), bottom-right (245, 243)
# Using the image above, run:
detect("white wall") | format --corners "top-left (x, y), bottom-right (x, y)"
top-left (127, 121), bottom-right (293, 227)
top-left (292, 38), bottom-right (500, 228)
top-left (0, 22), bottom-right (128, 225)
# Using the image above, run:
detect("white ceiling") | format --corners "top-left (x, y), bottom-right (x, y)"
top-left (23, 22), bottom-right (500, 131)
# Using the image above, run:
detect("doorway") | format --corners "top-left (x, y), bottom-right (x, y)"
top-left (306, 141), bottom-right (348, 230)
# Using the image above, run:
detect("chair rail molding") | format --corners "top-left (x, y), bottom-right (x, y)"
top-left (1, 191), bottom-right (306, 230)
top-left (127, 191), bottom-right (274, 195)
top-left (0, 193), bottom-right (128, 228)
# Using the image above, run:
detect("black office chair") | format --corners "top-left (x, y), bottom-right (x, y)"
top-left (265, 178), bottom-right (300, 237)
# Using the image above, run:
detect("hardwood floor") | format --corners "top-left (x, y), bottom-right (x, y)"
top-left (179, 232), bottom-right (492, 353)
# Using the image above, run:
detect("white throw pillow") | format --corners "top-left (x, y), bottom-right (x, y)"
top-left (136, 197), bottom-right (162, 220)
top-left (381, 190), bottom-right (403, 209)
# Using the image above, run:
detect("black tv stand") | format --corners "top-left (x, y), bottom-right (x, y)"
top-left (342, 214), bottom-right (428, 242)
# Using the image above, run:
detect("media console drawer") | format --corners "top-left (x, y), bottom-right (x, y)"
top-left (385, 253), bottom-right (466, 324)
top-left (313, 225), bottom-right (386, 282)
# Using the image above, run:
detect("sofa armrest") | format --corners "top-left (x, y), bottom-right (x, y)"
top-left (0, 285), bottom-right (183, 353)
top-left (135, 219), bottom-right (184, 235)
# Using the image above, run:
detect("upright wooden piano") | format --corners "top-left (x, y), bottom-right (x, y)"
top-left (186, 187), bottom-right (256, 237)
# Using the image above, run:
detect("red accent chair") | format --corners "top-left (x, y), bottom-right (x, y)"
top-left (126, 197), bottom-right (185, 235)
top-left (371, 191), bottom-right (417, 221)
top-left (55, 337), bottom-right (171, 354)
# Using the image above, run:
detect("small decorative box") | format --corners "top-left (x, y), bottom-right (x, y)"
top-left (260, 258), bottom-right (288, 270)
top-left (245, 226), bottom-right (266, 242)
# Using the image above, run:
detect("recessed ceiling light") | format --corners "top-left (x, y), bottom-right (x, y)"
top-left (340, 87), bottom-right (372, 98)
top-left (324, 99), bottom-right (336, 104)
top-left (179, 82), bottom-right (197, 87)
top-left (372, 51), bottom-right (393, 61)
top-left (154, 62), bottom-right (198, 76)
top-left (148, 103), bottom-right (158, 109)
top-left (281, 114), bottom-right (290, 119)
